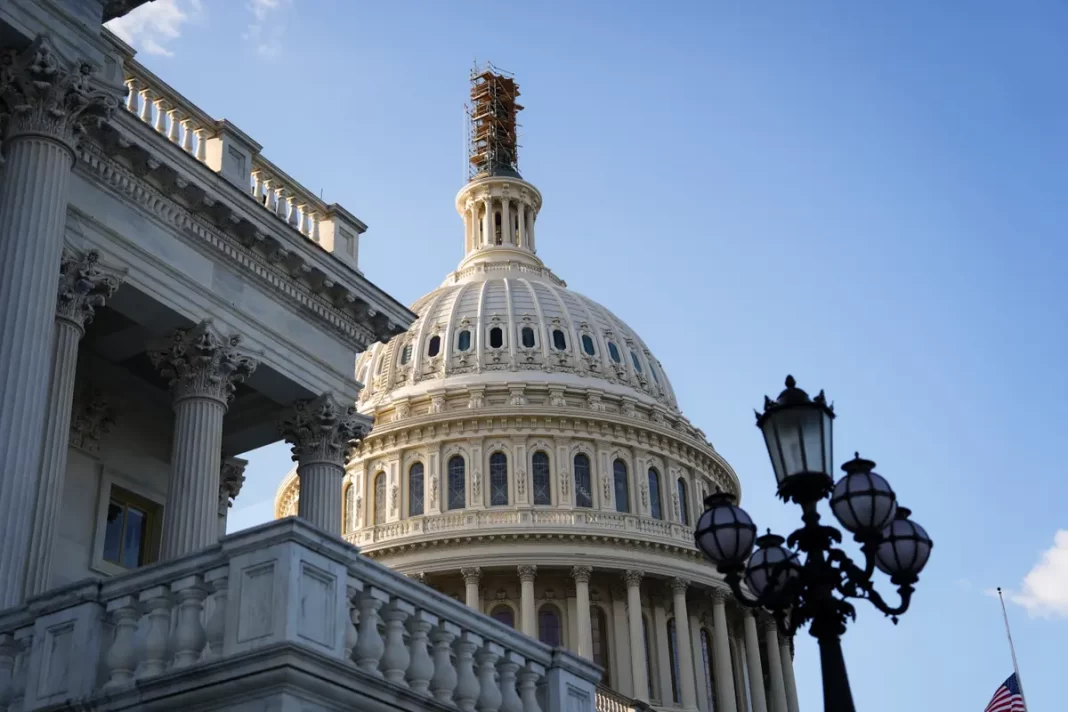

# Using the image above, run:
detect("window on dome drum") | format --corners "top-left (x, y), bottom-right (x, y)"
top-left (358, 364), bottom-right (369, 385)
top-left (373, 472), bottom-right (387, 525)
top-left (374, 353), bottom-right (385, 374)
top-left (677, 477), bottom-right (689, 525)
top-left (613, 459), bottom-right (630, 513)
top-left (581, 334), bottom-right (596, 356)
top-left (427, 335), bottom-right (441, 357)
top-left (102, 485), bottom-right (160, 569)
top-left (642, 615), bottom-right (655, 699)
top-left (521, 326), bottom-right (536, 348)
top-left (701, 629), bottom-right (718, 709)
top-left (491, 605), bottom-right (515, 629)
top-left (667, 618), bottom-right (681, 704)
top-left (532, 451), bottom-right (551, 505)
top-left (399, 344), bottom-right (412, 365)
top-left (343, 484), bottom-right (357, 533)
top-left (447, 456), bottom-right (466, 510)
top-left (489, 327), bottom-right (504, 349)
top-left (650, 362), bottom-right (660, 385)
top-left (538, 604), bottom-right (563, 646)
top-left (630, 351), bottom-right (643, 373)
top-left (648, 468), bottom-right (663, 520)
top-left (608, 341), bottom-right (621, 363)
top-left (552, 329), bottom-right (566, 351)
top-left (591, 606), bottom-right (611, 686)
top-left (409, 463), bottom-right (425, 516)
top-left (574, 453), bottom-right (593, 508)
top-left (490, 452), bottom-right (508, 506)
top-left (457, 329), bottom-right (472, 351)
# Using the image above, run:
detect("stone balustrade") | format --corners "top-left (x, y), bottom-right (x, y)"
top-left (594, 685), bottom-right (644, 712)
top-left (0, 518), bottom-right (600, 711)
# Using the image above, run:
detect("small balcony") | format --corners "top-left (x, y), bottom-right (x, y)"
top-left (0, 519), bottom-right (620, 712)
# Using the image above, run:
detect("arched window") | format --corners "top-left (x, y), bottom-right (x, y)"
top-left (400, 344), bottom-right (412, 365)
top-left (648, 468), bottom-right (663, 520)
top-left (427, 335), bottom-right (441, 357)
top-left (552, 329), bottom-right (567, 350)
top-left (574, 453), bottom-right (592, 508)
top-left (677, 477), bottom-right (689, 525)
top-left (457, 329), bottom-right (472, 351)
top-left (650, 362), bottom-right (660, 385)
top-left (532, 451), bottom-right (551, 505)
top-left (343, 483), bottom-right (357, 533)
top-left (630, 351), bottom-right (643, 373)
top-left (409, 463), bottom-right (425, 517)
top-left (581, 334), bottom-right (596, 356)
top-left (642, 615), bottom-right (655, 699)
top-left (373, 472), bottom-right (386, 525)
top-left (491, 605), bottom-right (515, 629)
top-left (490, 452), bottom-right (508, 506)
top-left (447, 456), bottom-right (465, 510)
top-left (701, 629), bottom-right (717, 709)
top-left (489, 327), bottom-right (504, 349)
top-left (607, 341), bottom-right (621, 363)
top-left (613, 459), bottom-right (630, 513)
top-left (591, 606), bottom-right (611, 686)
top-left (667, 618), bottom-right (680, 704)
top-left (521, 327), bottom-right (535, 348)
top-left (538, 604), bottom-right (562, 646)
top-left (374, 352), bottom-right (385, 374)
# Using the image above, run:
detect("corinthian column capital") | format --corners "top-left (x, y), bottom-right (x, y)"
top-left (571, 566), bottom-right (593, 584)
top-left (218, 456), bottom-right (248, 515)
top-left (148, 320), bottom-right (258, 406)
top-left (56, 249), bottom-right (122, 330)
top-left (0, 36), bottom-right (120, 156)
top-left (279, 392), bottom-right (370, 468)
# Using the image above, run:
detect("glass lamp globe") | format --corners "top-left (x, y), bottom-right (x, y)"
top-left (830, 453), bottom-right (897, 537)
top-left (694, 493), bottom-right (757, 569)
top-left (744, 532), bottom-right (801, 601)
top-left (874, 507), bottom-right (933, 583)
top-left (755, 376), bottom-right (835, 495)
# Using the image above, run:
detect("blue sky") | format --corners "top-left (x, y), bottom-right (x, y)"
top-left (110, 1), bottom-right (1067, 709)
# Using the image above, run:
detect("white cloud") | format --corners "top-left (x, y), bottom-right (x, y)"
top-left (245, 0), bottom-right (290, 59)
top-left (1007, 530), bottom-right (1068, 618)
top-left (105, 0), bottom-right (203, 57)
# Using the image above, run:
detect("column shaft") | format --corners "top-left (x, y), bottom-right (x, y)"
top-left (463, 568), bottom-right (482, 610)
top-left (23, 320), bottom-right (82, 596)
top-left (625, 574), bottom-right (649, 702)
top-left (298, 461), bottom-right (345, 534)
top-left (573, 567), bottom-right (593, 659)
top-left (516, 204), bottom-right (526, 247)
top-left (162, 397), bottom-right (226, 559)
top-left (0, 136), bottom-right (74, 608)
top-left (519, 566), bottom-right (536, 637)
top-left (671, 584), bottom-right (698, 710)
top-left (653, 604), bottom-right (672, 704)
top-left (482, 198), bottom-right (493, 246)
top-left (780, 638), bottom-right (800, 712)
top-left (743, 612), bottom-right (769, 712)
top-left (764, 623), bottom-right (788, 712)
top-left (711, 596), bottom-right (738, 712)
top-left (501, 199), bottom-right (511, 244)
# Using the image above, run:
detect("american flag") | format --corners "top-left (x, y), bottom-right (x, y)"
top-left (984, 673), bottom-right (1025, 712)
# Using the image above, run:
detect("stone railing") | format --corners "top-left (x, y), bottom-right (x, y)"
top-left (0, 519), bottom-right (600, 711)
top-left (348, 508), bottom-right (694, 549)
top-left (595, 685), bottom-right (642, 712)
top-left (118, 54), bottom-right (365, 270)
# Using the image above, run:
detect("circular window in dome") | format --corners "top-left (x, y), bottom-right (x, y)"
top-left (607, 341), bottom-right (621, 363)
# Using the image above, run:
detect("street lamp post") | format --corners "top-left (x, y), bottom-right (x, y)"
top-left (694, 376), bottom-right (933, 712)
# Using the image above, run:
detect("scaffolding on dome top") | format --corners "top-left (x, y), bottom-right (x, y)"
top-left (467, 62), bottom-right (523, 180)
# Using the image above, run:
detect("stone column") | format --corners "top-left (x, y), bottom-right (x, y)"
top-left (763, 616), bottom-right (788, 712)
top-left (710, 590), bottom-right (738, 712)
top-left (518, 565), bottom-right (537, 637)
top-left (23, 251), bottom-right (121, 597)
top-left (149, 321), bottom-right (257, 560)
top-left (624, 570), bottom-right (649, 702)
top-left (280, 392), bottom-right (370, 535)
top-left (482, 197), bottom-right (493, 247)
top-left (462, 567), bottom-right (482, 611)
top-left (500, 198), bottom-right (511, 245)
top-left (689, 613), bottom-right (708, 712)
top-left (572, 566), bottom-right (593, 659)
top-left (525, 208), bottom-right (536, 252)
top-left (670, 579), bottom-right (698, 710)
top-left (217, 457), bottom-right (247, 539)
top-left (742, 610), bottom-right (769, 712)
top-left (780, 636), bottom-right (799, 712)
top-left (516, 203), bottom-right (526, 247)
top-left (0, 37), bottom-right (118, 609)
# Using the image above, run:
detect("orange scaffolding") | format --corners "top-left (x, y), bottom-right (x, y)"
top-left (467, 62), bottom-right (523, 179)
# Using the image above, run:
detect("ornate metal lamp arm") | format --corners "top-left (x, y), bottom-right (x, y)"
top-left (828, 548), bottom-right (914, 621)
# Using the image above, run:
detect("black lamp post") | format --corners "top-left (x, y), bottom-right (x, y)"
top-left (694, 376), bottom-right (932, 712)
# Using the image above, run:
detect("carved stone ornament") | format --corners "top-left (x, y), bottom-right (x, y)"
top-left (218, 457), bottom-right (248, 515)
top-left (672, 492), bottom-right (681, 520)
top-left (429, 394), bottom-right (446, 413)
top-left (68, 388), bottom-right (115, 454)
top-left (623, 570), bottom-right (643, 587)
top-left (0, 35), bottom-right (120, 154)
top-left (602, 474), bottom-right (611, 500)
top-left (148, 320), bottom-right (258, 406)
top-left (468, 390), bottom-right (485, 409)
top-left (640, 483), bottom-right (649, 509)
top-left (56, 249), bottom-right (122, 330)
top-left (279, 392), bottom-right (369, 467)
top-left (571, 566), bottom-right (592, 584)
top-left (354, 496), bottom-right (363, 526)
top-left (517, 564), bottom-right (537, 583)
top-left (549, 389), bottom-right (567, 408)
top-left (516, 468), bottom-right (527, 497)
top-left (390, 484), bottom-right (399, 512)
top-left (429, 476), bottom-right (439, 507)
top-left (461, 567), bottom-right (482, 585)
top-left (560, 471), bottom-right (570, 497)
top-left (472, 470), bottom-right (482, 499)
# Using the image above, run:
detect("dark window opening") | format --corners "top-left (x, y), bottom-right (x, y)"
top-left (448, 456), bottom-right (466, 510)
top-left (613, 459), bottom-right (630, 513)
top-left (490, 327), bottom-right (504, 349)
top-left (532, 451), bottom-right (551, 505)
top-left (581, 334), bottom-right (596, 356)
top-left (400, 344), bottom-right (412, 365)
top-left (521, 326), bottom-right (536, 348)
top-left (552, 329), bottom-right (567, 351)
top-left (458, 330), bottom-right (472, 351)
top-left (490, 452), bottom-right (509, 506)
top-left (630, 351), bottom-right (643, 373)
top-left (409, 463), bottom-right (425, 517)
top-left (427, 335), bottom-right (441, 357)
top-left (575, 454), bottom-right (593, 508)
top-left (608, 342), bottom-right (621, 363)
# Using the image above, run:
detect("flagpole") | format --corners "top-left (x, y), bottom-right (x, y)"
top-left (997, 587), bottom-right (1029, 710)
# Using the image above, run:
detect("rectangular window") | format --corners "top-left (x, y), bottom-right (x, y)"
top-left (102, 485), bottom-right (161, 570)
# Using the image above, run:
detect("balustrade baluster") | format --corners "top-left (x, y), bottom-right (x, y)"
top-left (171, 575), bottom-right (208, 668)
top-left (476, 642), bottom-right (504, 712)
top-left (204, 567), bottom-right (229, 661)
top-left (309, 212), bottom-right (321, 242)
top-left (380, 598), bottom-right (414, 684)
top-left (275, 188), bottom-right (289, 220)
top-left (354, 587), bottom-right (388, 675)
top-left (286, 196), bottom-right (299, 227)
top-left (137, 585), bottom-right (172, 677)
top-left (104, 595), bottom-right (141, 690)
top-left (298, 206), bottom-right (310, 236)
top-left (453, 631), bottom-right (482, 712)
top-left (344, 584), bottom-right (360, 664)
top-left (498, 652), bottom-right (524, 712)
top-left (181, 119), bottom-right (195, 153)
top-left (195, 128), bottom-right (208, 161)
top-left (138, 88), bottom-right (153, 123)
top-left (517, 662), bottom-right (545, 712)
top-left (406, 610), bottom-right (438, 694)
top-left (167, 108), bottom-right (182, 143)
top-left (153, 99), bottom-right (167, 134)
top-left (429, 621), bottom-right (460, 704)
top-left (124, 79), bottom-right (139, 113)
